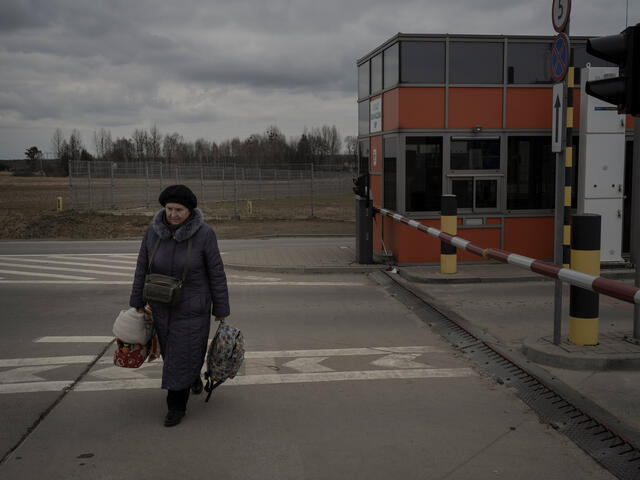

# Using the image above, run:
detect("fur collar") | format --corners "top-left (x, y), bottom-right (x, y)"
top-left (152, 208), bottom-right (204, 242)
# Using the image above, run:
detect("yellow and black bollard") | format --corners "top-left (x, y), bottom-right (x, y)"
top-left (440, 194), bottom-right (457, 274)
top-left (56, 196), bottom-right (63, 212)
top-left (569, 214), bottom-right (601, 346)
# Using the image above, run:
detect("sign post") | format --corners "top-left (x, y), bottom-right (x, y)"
top-left (551, 0), bottom-right (571, 345)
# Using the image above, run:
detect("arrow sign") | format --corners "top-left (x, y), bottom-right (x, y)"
top-left (552, 83), bottom-right (564, 153)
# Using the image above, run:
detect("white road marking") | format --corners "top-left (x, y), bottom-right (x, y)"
top-left (72, 368), bottom-right (477, 392)
top-left (245, 346), bottom-right (443, 358)
top-left (0, 381), bottom-right (73, 394)
top-left (282, 357), bottom-right (332, 373)
top-left (49, 255), bottom-right (137, 265)
top-left (10, 257), bottom-right (135, 269)
top-left (0, 269), bottom-right (94, 281)
top-left (0, 356), bottom-right (97, 367)
top-left (35, 336), bottom-right (115, 343)
top-left (370, 353), bottom-right (430, 369)
top-left (0, 261), bottom-right (133, 277)
top-left (91, 365), bottom-right (153, 380)
top-left (0, 365), bottom-right (64, 383)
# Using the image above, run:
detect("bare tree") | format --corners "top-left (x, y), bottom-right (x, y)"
top-left (148, 124), bottom-right (162, 162)
top-left (93, 128), bottom-right (112, 160)
top-left (132, 128), bottom-right (148, 163)
top-left (69, 129), bottom-right (83, 162)
top-left (162, 133), bottom-right (181, 163)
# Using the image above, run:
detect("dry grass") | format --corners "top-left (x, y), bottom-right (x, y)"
top-left (0, 173), bottom-right (355, 239)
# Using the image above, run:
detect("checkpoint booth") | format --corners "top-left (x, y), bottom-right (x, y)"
top-left (357, 33), bottom-right (636, 265)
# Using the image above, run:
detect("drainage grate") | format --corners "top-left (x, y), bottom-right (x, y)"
top-left (373, 271), bottom-right (640, 480)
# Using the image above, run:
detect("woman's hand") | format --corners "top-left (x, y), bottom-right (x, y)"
top-left (214, 316), bottom-right (226, 322)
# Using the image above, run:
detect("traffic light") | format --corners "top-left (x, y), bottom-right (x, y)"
top-left (352, 174), bottom-right (368, 198)
top-left (585, 24), bottom-right (640, 115)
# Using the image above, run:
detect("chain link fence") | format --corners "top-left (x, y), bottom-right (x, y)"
top-left (68, 160), bottom-right (354, 218)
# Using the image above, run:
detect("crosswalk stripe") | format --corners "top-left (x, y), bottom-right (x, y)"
top-left (0, 262), bottom-right (133, 277)
top-left (11, 257), bottom-right (135, 269)
top-left (35, 336), bottom-right (115, 343)
top-left (0, 269), bottom-right (93, 280)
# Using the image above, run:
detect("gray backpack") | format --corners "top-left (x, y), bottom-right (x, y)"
top-left (204, 320), bottom-right (244, 402)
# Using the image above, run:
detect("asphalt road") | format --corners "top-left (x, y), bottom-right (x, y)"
top-left (0, 240), bottom-right (614, 479)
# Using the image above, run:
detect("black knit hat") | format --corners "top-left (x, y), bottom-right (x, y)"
top-left (158, 184), bottom-right (197, 210)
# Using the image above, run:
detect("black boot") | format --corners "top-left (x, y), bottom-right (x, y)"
top-left (164, 410), bottom-right (185, 427)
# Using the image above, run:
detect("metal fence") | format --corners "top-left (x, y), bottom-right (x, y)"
top-left (68, 160), bottom-right (354, 217)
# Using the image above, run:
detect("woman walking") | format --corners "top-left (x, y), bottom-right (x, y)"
top-left (129, 184), bottom-right (230, 427)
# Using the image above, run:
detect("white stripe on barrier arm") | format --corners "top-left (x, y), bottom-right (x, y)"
top-left (558, 268), bottom-right (597, 291)
top-left (451, 237), bottom-right (470, 250)
top-left (507, 254), bottom-right (534, 270)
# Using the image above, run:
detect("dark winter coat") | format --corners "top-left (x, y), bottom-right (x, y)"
top-left (129, 208), bottom-right (230, 390)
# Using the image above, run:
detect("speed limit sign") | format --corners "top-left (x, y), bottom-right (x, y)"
top-left (552, 0), bottom-right (571, 32)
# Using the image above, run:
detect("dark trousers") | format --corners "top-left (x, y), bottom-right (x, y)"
top-left (167, 388), bottom-right (190, 412)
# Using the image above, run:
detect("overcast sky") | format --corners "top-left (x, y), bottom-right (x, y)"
top-left (1, 0), bottom-right (638, 157)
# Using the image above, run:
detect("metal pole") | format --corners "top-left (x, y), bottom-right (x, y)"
top-left (110, 162), bottom-right (115, 209)
top-left (88, 161), bottom-right (93, 211)
top-left (632, 117), bottom-right (640, 338)
top-left (552, 21), bottom-right (570, 345)
top-left (145, 163), bottom-right (150, 207)
top-left (200, 165), bottom-right (205, 204)
top-left (274, 168), bottom-right (277, 199)
top-left (222, 167), bottom-right (225, 201)
top-left (160, 162), bottom-right (164, 190)
top-left (310, 163), bottom-right (315, 217)
top-left (234, 163), bottom-right (239, 219)
top-left (258, 168), bottom-right (262, 198)
top-left (68, 159), bottom-right (74, 210)
top-left (175, 167), bottom-right (179, 185)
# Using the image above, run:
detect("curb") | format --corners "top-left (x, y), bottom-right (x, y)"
top-left (225, 263), bottom-right (386, 274)
top-left (522, 337), bottom-right (640, 371)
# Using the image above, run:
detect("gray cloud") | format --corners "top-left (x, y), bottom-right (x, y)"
top-left (0, 0), bottom-right (638, 156)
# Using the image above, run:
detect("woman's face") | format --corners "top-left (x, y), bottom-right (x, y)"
top-left (165, 202), bottom-right (190, 225)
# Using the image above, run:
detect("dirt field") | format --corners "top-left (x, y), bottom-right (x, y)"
top-left (0, 173), bottom-right (355, 240)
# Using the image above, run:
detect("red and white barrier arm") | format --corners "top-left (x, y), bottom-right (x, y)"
top-left (375, 207), bottom-right (640, 305)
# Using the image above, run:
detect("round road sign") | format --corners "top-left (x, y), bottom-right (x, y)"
top-left (551, 33), bottom-right (570, 82)
top-left (552, 0), bottom-right (571, 33)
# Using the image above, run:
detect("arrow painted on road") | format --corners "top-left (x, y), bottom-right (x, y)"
top-left (91, 365), bottom-right (153, 380)
top-left (370, 354), bottom-right (430, 369)
top-left (282, 357), bottom-right (333, 373)
top-left (0, 365), bottom-right (64, 383)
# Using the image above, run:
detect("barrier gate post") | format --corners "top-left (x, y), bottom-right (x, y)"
top-left (354, 174), bottom-right (372, 264)
top-left (569, 213), bottom-right (601, 346)
top-left (440, 194), bottom-right (457, 274)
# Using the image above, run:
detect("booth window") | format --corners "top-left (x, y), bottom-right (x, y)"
top-left (358, 61), bottom-right (370, 99)
top-left (451, 139), bottom-right (500, 170)
top-left (358, 100), bottom-right (369, 136)
top-left (507, 42), bottom-right (553, 84)
top-left (371, 53), bottom-right (383, 94)
top-left (358, 140), bottom-right (370, 175)
top-left (507, 136), bottom-right (555, 210)
top-left (405, 137), bottom-right (443, 212)
top-left (383, 137), bottom-right (397, 210)
top-left (384, 43), bottom-right (399, 89)
top-left (400, 41), bottom-right (445, 84)
top-left (450, 41), bottom-right (503, 84)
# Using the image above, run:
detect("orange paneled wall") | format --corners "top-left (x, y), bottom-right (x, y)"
top-left (383, 90), bottom-right (399, 131)
top-left (504, 217), bottom-right (554, 260)
top-left (506, 88), bottom-right (552, 129)
top-left (449, 88), bottom-right (502, 129)
top-left (397, 87), bottom-right (445, 129)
